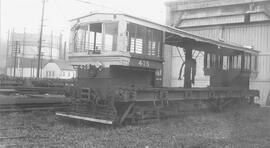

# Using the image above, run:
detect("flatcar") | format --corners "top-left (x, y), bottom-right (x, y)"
top-left (56, 13), bottom-right (259, 125)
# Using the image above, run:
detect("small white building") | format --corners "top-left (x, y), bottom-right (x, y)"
top-left (42, 60), bottom-right (76, 79)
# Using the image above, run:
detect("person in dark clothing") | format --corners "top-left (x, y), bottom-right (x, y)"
top-left (178, 58), bottom-right (197, 85)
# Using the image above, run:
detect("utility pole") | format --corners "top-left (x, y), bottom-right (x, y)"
top-left (50, 30), bottom-right (53, 60)
top-left (21, 28), bottom-right (26, 77)
top-left (5, 30), bottom-right (10, 75)
top-left (37, 0), bottom-right (46, 78)
top-left (63, 41), bottom-right (66, 60)
top-left (12, 41), bottom-right (20, 77)
top-left (0, 0), bottom-right (1, 54)
top-left (40, 52), bottom-right (44, 78)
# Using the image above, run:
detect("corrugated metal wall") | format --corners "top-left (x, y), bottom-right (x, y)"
top-left (184, 23), bottom-right (270, 52)
top-left (183, 26), bottom-right (222, 40)
top-left (180, 15), bottom-right (244, 27)
top-left (223, 23), bottom-right (270, 52)
top-left (257, 54), bottom-right (270, 81)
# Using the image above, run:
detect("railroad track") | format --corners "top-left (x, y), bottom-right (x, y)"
top-left (0, 103), bottom-right (71, 112)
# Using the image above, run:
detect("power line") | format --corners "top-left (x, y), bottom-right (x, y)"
top-left (52, 0), bottom-right (69, 22)
top-left (72, 0), bottom-right (124, 13)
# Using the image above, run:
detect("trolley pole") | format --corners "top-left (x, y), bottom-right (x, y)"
top-left (37, 0), bottom-right (46, 78)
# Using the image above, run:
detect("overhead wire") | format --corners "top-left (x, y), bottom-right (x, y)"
top-left (71, 0), bottom-right (124, 13)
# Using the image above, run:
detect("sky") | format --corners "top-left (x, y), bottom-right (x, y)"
top-left (0, 0), bottom-right (172, 41)
top-left (0, 0), bottom-right (173, 69)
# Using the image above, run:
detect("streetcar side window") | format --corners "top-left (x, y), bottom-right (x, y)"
top-left (127, 22), bottom-right (162, 57)
top-left (211, 54), bottom-right (216, 68)
top-left (232, 55), bottom-right (241, 69)
top-left (127, 23), bottom-right (133, 53)
top-left (135, 25), bottom-right (145, 54)
top-left (206, 53), bottom-right (211, 69)
top-left (222, 56), bottom-right (229, 70)
top-left (244, 54), bottom-right (251, 70)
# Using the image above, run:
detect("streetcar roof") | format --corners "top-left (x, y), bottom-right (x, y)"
top-left (71, 13), bottom-right (259, 55)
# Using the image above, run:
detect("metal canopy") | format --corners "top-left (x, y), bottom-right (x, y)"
top-left (164, 26), bottom-right (259, 55)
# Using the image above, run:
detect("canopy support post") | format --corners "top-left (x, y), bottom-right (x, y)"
top-left (184, 47), bottom-right (193, 88)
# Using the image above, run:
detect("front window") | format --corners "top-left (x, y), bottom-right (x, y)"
top-left (88, 23), bottom-right (102, 52)
top-left (104, 23), bottom-right (118, 51)
top-left (70, 22), bottom-right (118, 53)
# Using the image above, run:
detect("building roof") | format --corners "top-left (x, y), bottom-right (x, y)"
top-left (50, 60), bottom-right (74, 71)
top-left (165, 0), bottom-right (270, 28)
top-left (71, 13), bottom-right (259, 55)
top-left (165, 0), bottom-right (270, 10)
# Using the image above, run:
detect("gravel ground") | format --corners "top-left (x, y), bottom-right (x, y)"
top-left (0, 104), bottom-right (270, 148)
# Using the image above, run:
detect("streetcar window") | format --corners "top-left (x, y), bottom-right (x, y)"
top-left (244, 54), bottom-right (251, 70)
top-left (135, 39), bottom-right (143, 54)
top-left (237, 55), bottom-right (242, 69)
top-left (71, 23), bottom-right (103, 53)
top-left (127, 23), bottom-right (144, 54)
top-left (146, 28), bottom-right (162, 57)
top-left (104, 23), bottom-right (118, 51)
top-left (130, 38), bottom-right (135, 53)
top-left (147, 28), bottom-right (155, 56)
top-left (222, 56), bottom-right (229, 70)
top-left (89, 23), bottom-right (102, 52)
top-left (72, 25), bottom-right (88, 52)
top-left (127, 22), bottom-right (162, 57)
top-left (135, 25), bottom-right (145, 54)
top-left (206, 53), bottom-right (211, 68)
top-left (244, 13), bottom-right (250, 23)
top-left (231, 55), bottom-right (242, 69)
top-left (211, 54), bottom-right (216, 68)
top-left (232, 56), bottom-right (237, 69)
top-left (216, 55), bottom-right (221, 69)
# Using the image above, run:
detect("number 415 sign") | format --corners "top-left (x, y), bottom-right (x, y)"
top-left (138, 60), bottom-right (150, 67)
